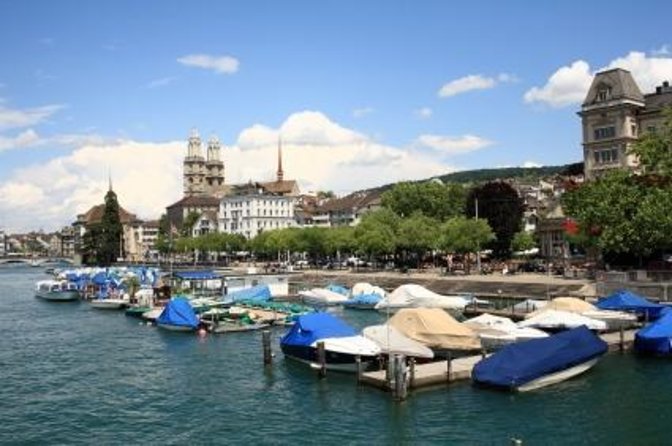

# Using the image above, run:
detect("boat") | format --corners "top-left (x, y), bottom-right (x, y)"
top-left (362, 324), bottom-right (434, 359)
top-left (596, 289), bottom-right (668, 321)
top-left (472, 325), bottom-right (608, 392)
top-left (635, 311), bottom-right (672, 355)
top-left (156, 297), bottom-right (200, 332)
top-left (518, 309), bottom-right (607, 332)
top-left (142, 307), bottom-right (164, 322)
top-left (90, 298), bottom-right (128, 310)
top-left (464, 313), bottom-right (548, 350)
top-left (226, 284), bottom-right (272, 304)
top-left (510, 299), bottom-right (548, 314)
top-left (543, 297), bottom-right (638, 330)
top-left (374, 284), bottom-right (470, 315)
top-left (343, 282), bottom-right (385, 309)
top-left (298, 288), bottom-right (349, 305)
top-left (388, 308), bottom-right (481, 354)
top-left (35, 280), bottom-right (80, 302)
top-left (280, 312), bottom-right (381, 372)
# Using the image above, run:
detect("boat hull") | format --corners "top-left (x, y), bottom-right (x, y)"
top-left (35, 291), bottom-right (80, 302)
top-left (516, 357), bottom-right (600, 392)
top-left (157, 323), bottom-right (196, 332)
top-left (281, 344), bottom-right (377, 372)
top-left (90, 300), bottom-right (127, 310)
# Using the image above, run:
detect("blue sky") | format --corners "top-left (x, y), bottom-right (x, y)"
top-left (1, 0), bottom-right (671, 231)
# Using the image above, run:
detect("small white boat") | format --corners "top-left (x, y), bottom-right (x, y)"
top-left (299, 288), bottom-right (349, 305)
top-left (142, 308), bottom-right (164, 322)
top-left (375, 284), bottom-right (470, 315)
top-left (35, 280), bottom-right (80, 302)
top-left (464, 313), bottom-right (548, 349)
top-left (362, 324), bottom-right (434, 359)
top-left (544, 297), bottom-right (638, 330)
top-left (518, 309), bottom-right (607, 332)
top-left (90, 298), bottom-right (128, 310)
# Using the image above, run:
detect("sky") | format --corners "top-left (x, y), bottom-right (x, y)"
top-left (1, 0), bottom-right (671, 232)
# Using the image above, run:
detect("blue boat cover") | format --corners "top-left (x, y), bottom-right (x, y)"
top-left (174, 271), bottom-right (220, 280)
top-left (280, 312), bottom-right (356, 347)
top-left (635, 310), bottom-right (672, 355)
top-left (472, 326), bottom-right (607, 389)
top-left (228, 285), bottom-right (272, 302)
top-left (343, 293), bottom-right (382, 306)
top-left (326, 284), bottom-right (349, 296)
top-left (157, 297), bottom-right (199, 328)
top-left (596, 289), bottom-right (665, 319)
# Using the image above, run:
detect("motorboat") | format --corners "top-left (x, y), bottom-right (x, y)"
top-left (374, 284), bottom-right (470, 315)
top-left (464, 313), bottom-right (548, 350)
top-left (596, 289), bottom-right (668, 321)
top-left (343, 282), bottom-right (385, 309)
top-left (35, 280), bottom-right (80, 302)
top-left (156, 297), bottom-right (200, 332)
top-left (518, 309), bottom-right (607, 332)
top-left (298, 288), bottom-right (349, 305)
top-left (388, 308), bottom-right (481, 353)
top-left (280, 312), bottom-right (381, 372)
top-left (543, 297), bottom-right (637, 330)
top-left (472, 326), bottom-right (608, 392)
top-left (635, 311), bottom-right (672, 355)
top-left (510, 299), bottom-right (548, 315)
top-left (90, 297), bottom-right (128, 310)
top-left (362, 324), bottom-right (434, 359)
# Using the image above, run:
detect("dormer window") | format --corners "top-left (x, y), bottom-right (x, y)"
top-left (596, 86), bottom-right (612, 102)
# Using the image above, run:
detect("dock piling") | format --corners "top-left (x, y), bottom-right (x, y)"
top-left (262, 330), bottom-right (272, 366)
top-left (619, 326), bottom-right (625, 352)
top-left (409, 358), bottom-right (416, 389)
top-left (356, 355), bottom-right (362, 385)
top-left (446, 352), bottom-right (453, 382)
top-left (316, 341), bottom-right (327, 379)
top-left (392, 354), bottom-right (408, 402)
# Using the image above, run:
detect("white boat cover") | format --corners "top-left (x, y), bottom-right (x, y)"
top-left (375, 284), bottom-right (470, 311)
top-left (545, 297), bottom-right (596, 313)
top-left (541, 297), bottom-right (637, 328)
top-left (362, 324), bottom-right (434, 359)
top-left (299, 288), bottom-right (349, 304)
top-left (312, 335), bottom-right (381, 356)
top-left (351, 282), bottom-right (386, 298)
top-left (465, 313), bottom-right (549, 343)
top-left (518, 309), bottom-right (607, 331)
top-left (512, 299), bottom-right (548, 313)
top-left (389, 308), bottom-right (481, 350)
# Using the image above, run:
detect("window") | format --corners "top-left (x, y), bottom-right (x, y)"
top-left (631, 124), bottom-right (637, 137)
top-left (596, 87), bottom-right (612, 102)
top-left (647, 125), bottom-right (657, 134)
top-left (594, 126), bottom-right (615, 140)
top-left (593, 148), bottom-right (619, 165)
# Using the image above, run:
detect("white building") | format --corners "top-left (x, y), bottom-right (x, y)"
top-left (219, 193), bottom-right (295, 239)
top-left (0, 229), bottom-right (6, 256)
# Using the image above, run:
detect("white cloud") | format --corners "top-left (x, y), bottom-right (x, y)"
top-left (0, 103), bottom-right (65, 130)
top-left (524, 52), bottom-right (672, 107)
top-left (352, 107), bottom-right (374, 118)
top-left (177, 54), bottom-right (239, 74)
top-left (522, 161), bottom-right (543, 168)
top-left (146, 76), bottom-right (177, 89)
top-left (438, 73), bottom-right (516, 98)
top-left (0, 129), bottom-right (41, 152)
top-left (0, 111), bottom-right (461, 231)
top-left (651, 45), bottom-right (670, 56)
top-left (416, 134), bottom-right (494, 155)
top-left (414, 107), bottom-right (433, 119)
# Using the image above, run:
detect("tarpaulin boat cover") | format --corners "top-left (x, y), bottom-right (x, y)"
top-left (635, 311), bottom-right (672, 355)
top-left (174, 271), bottom-right (221, 280)
top-left (326, 284), bottom-right (349, 296)
top-left (546, 297), bottom-right (596, 313)
top-left (351, 282), bottom-right (386, 298)
top-left (280, 313), bottom-right (355, 347)
top-left (519, 309), bottom-right (607, 331)
top-left (375, 284), bottom-right (470, 311)
top-left (228, 285), bottom-right (272, 303)
top-left (363, 324), bottom-right (434, 359)
top-left (157, 297), bottom-right (199, 328)
top-left (596, 289), bottom-right (666, 319)
top-left (472, 326), bottom-right (607, 389)
top-left (389, 308), bottom-right (481, 350)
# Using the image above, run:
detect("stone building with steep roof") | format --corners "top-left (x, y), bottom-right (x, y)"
top-left (579, 69), bottom-right (672, 180)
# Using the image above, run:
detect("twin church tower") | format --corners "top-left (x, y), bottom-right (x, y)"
top-left (182, 129), bottom-right (287, 198)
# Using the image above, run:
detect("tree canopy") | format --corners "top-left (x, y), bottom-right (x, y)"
top-left (381, 181), bottom-right (466, 220)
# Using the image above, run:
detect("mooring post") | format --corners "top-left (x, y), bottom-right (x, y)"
top-left (262, 330), bottom-right (272, 366)
top-left (619, 326), bottom-right (625, 352)
top-left (481, 346), bottom-right (487, 360)
top-left (355, 355), bottom-right (362, 385)
top-left (385, 353), bottom-right (392, 387)
top-left (393, 354), bottom-right (407, 402)
top-left (409, 357), bottom-right (416, 389)
top-left (446, 352), bottom-right (452, 382)
top-left (316, 341), bottom-right (327, 379)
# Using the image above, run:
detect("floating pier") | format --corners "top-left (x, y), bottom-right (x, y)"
top-left (360, 329), bottom-right (637, 394)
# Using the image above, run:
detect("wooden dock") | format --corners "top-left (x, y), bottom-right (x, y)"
top-left (360, 329), bottom-right (637, 392)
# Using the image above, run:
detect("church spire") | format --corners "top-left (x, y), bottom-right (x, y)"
top-left (276, 136), bottom-right (284, 182)
top-left (108, 168), bottom-right (113, 191)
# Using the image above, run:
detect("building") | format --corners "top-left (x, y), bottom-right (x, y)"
top-left (59, 226), bottom-right (76, 258)
top-left (536, 201), bottom-right (570, 262)
top-left (0, 229), bottom-right (6, 256)
top-left (219, 190), bottom-right (295, 239)
top-left (580, 69), bottom-right (672, 180)
top-left (310, 191), bottom-right (381, 227)
top-left (183, 129), bottom-right (227, 197)
top-left (166, 195), bottom-right (221, 234)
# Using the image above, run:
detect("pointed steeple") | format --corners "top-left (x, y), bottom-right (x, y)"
top-left (276, 136), bottom-right (284, 182)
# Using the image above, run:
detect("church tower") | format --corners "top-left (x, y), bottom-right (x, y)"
top-left (206, 134), bottom-right (226, 197)
top-left (276, 137), bottom-right (284, 182)
top-left (183, 128), bottom-right (206, 196)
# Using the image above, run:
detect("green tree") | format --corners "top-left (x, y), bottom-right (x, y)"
top-left (440, 217), bottom-right (495, 273)
top-left (354, 208), bottom-right (399, 259)
top-left (324, 226), bottom-right (355, 258)
top-left (182, 211), bottom-right (201, 237)
top-left (628, 107), bottom-right (672, 177)
top-left (397, 212), bottom-right (441, 267)
top-left (511, 231), bottom-right (537, 254)
top-left (155, 214), bottom-right (173, 255)
top-left (466, 181), bottom-right (524, 258)
top-left (98, 189), bottom-right (123, 265)
top-left (382, 181), bottom-right (466, 220)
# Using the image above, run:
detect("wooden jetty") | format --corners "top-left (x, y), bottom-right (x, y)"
top-left (360, 329), bottom-right (637, 393)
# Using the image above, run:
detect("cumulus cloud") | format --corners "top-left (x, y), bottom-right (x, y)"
top-left (0, 129), bottom-right (41, 152)
top-left (651, 45), bottom-right (670, 56)
top-left (0, 111), bottom-right (461, 231)
top-left (438, 73), bottom-right (516, 98)
top-left (524, 52), bottom-right (672, 107)
top-left (0, 103), bottom-right (65, 130)
top-left (416, 134), bottom-right (494, 155)
top-left (177, 54), bottom-right (239, 74)
top-left (414, 107), bottom-right (433, 119)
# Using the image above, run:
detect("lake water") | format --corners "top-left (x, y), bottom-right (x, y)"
top-left (1, 266), bottom-right (669, 445)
